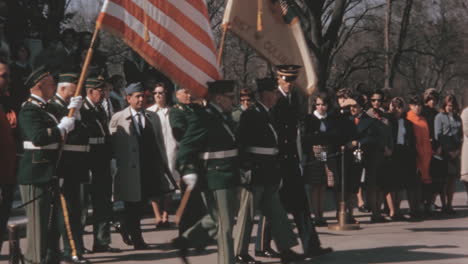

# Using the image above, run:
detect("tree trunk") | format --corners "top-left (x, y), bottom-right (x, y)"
top-left (384, 0), bottom-right (393, 90)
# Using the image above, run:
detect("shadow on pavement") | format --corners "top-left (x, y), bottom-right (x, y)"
top-left (87, 249), bottom-right (217, 263)
top-left (295, 245), bottom-right (468, 264)
top-left (406, 227), bottom-right (468, 232)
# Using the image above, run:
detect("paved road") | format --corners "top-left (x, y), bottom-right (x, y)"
top-left (2, 184), bottom-right (468, 264)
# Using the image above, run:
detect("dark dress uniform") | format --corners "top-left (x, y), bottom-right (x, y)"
top-left (169, 103), bottom-right (207, 234)
top-left (176, 100), bottom-right (239, 264)
top-left (80, 97), bottom-right (113, 249)
top-left (18, 95), bottom-right (63, 264)
top-left (234, 101), bottom-right (298, 258)
top-left (257, 88), bottom-right (322, 255)
top-left (48, 95), bottom-right (90, 258)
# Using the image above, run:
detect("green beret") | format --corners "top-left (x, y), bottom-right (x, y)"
top-left (85, 77), bottom-right (105, 90)
top-left (207, 80), bottom-right (236, 95)
top-left (24, 65), bottom-right (51, 88)
top-left (58, 72), bottom-right (79, 84)
top-left (256, 78), bottom-right (276, 92)
top-left (276, 64), bottom-right (302, 82)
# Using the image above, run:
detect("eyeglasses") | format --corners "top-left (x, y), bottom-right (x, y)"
top-left (153, 92), bottom-right (165, 95)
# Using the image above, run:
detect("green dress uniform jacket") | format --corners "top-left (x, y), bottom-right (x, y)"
top-left (169, 104), bottom-right (190, 142)
top-left (17, 96), bottom-right (63, 264)
top-left (176, 103), bottom-right (239, 190)
top-left (48, 95), bottom-right (90, 257)
top-left (17, 98), bottom-right (62, 185)
top-left (237, 102), bottom-right (281, 185)
top-left (80, 97), bottom-right (113, 247)
top-left (48, 96), bottom-right (90, 182)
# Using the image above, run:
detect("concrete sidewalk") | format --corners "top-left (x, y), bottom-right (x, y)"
top-left (2, 185), bottom-right (468, 264)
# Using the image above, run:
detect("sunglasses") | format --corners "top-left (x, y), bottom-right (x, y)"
top-left (371, 98), bottom-right (382, 102)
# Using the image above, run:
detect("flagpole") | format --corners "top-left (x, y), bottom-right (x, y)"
top-left (59, 10), bottom-right (104, 258)
top-left (217, 24), bottom-right (229, 66)
top-left (68, 21), bottom-right (103, 117)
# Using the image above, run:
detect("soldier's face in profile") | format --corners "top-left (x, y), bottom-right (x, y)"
top-left (127, 91), bottom-right (145, 111)
top-left (218, 92), bottom-right (235, 112)
top-left (176, 89), bottom-right (191, 105)
top-left (60, 83), bottom-right (77, 101)
top-left (278, 77), bottom-right (293, 94)
top-left (39, 75), bottom-right (56, 100)
top-left (88, 88), bottom-right (105, 104)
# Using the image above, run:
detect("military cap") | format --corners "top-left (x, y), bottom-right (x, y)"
top-left (125, 82), bottom-right (144, 95)
top-left (24, 65), bottom-right (51, 88)
top-left (85, 77), bottom-right (105, 90)
top-left (276, 64), bottom-right (302, 82)
top-left (207, 80), bottom-right (236, 95)
top-left (58, 72), bottom-right (79, 84)
top-left (256, 78), bottom-right (276, 92)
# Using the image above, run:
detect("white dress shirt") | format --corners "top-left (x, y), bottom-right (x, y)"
top-left (147, 104), bottom-right (179, 180)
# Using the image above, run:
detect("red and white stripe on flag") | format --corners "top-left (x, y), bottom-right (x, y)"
top-left (97, 0), bottom-right (221, 98)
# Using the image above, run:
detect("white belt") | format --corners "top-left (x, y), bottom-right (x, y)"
top-left (23, 141), bottom-right (59, 150)
top-left (199, 149), bottom-right (238, 160)
top-left (245, 147), bottom-right (279, 155)
top-left (89, 137), bottom-right (105, 144)
top-left (63, 144), bottom-right (90, 152)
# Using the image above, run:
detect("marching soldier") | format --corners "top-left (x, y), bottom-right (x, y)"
top-left (172, 81), bottom-right (239, 264)
top-left (80, 77), bottom-right (120, 253)
top-left (234, 78), bottom-right (303, 264)
top-left (17, 66), bottom-right (76, 264)
top-left (257, 65), bottom-right (332, 258)
top-left (48, 73), bottom-right (90, 264)
top-left (169, 88), bottom-right (207, 234)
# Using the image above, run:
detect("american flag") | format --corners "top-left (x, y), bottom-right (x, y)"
top-left (97, 0), bottom-right (221, 97)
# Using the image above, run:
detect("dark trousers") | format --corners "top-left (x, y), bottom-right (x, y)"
top-left (0, 184), bottom-right (15, 250)
top-left (122, 201), bottom-right (144, 243)
top-left (89, 164), bottom-right (113, 246)
top-left (178, 184), bottom-right (207, 235)
top-left (59, 180), bottom-right (85, 257)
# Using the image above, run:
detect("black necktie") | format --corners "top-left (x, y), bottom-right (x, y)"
top-left (136, 113), bottom-right (144, 135)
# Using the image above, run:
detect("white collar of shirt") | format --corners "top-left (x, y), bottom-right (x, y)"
top-left (31, 94), bottom-right (47, 104)
top-left (313, 110), bottom-right (327, 120)
top-left (55, 93), bottom-right (66, 102)
top-left (257, 101), bottom-right (270, 112)
top-left (148, 104), bottom-right (169, 115)
top-left (86, 97), bottom-right (96, 108)
top-left (278, 86), bottom-right (288, 97)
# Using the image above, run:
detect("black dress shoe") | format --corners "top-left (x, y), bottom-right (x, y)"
top-left (236, 254), bottom-right (261, 264)
top-left (358, 206), bottom-right (370, 213)
top-left (370, 215), bottom-right (389, 223)
top-left (279, 249), bottom-right (304, 264)
top-left (306, 246), bottom-right (333, 258)
top-left (255, 248), bottom-right (280, 258)
top-left (63, 255), bottom-right (91, 264)
top-left (114, 223), bottom-right (133, 245)
top-left (172, 236), bottom-right (190, 263)
top-left (92, 245), bottom-right (122, 253)
top-left (133, 241), bottom-right (150, 250)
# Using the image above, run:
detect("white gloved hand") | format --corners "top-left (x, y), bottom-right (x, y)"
top-left (68, 96), bottom-right (83, 110)
top-left (57, 116), bottom-right (75, 134)
top-left (182, 173), bottom-right (198, 190)
top-left (240, 170), bottom-right (252, 185)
